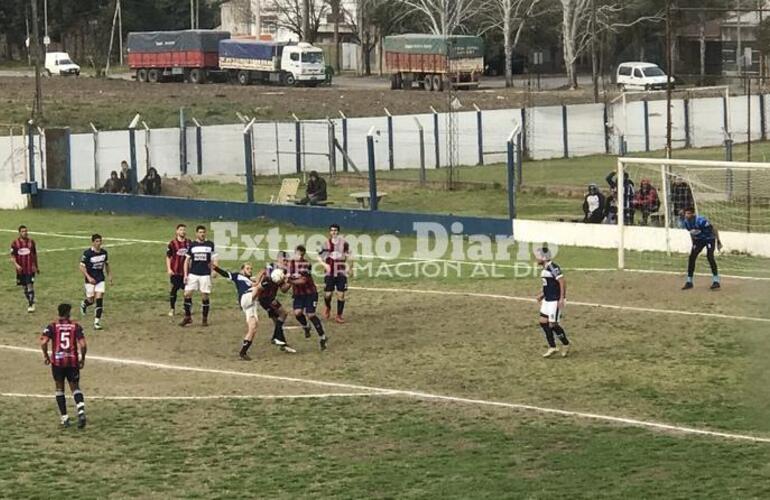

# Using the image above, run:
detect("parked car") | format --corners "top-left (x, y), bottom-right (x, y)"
top-left (44, 52), bottom-right (80, 76)
top-left (616, 62), bottom-right (671, 91)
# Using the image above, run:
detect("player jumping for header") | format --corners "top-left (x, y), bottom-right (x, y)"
top-left (40, 303), bottom-right (88, 429)
top-left (79, 234), bottom-right (112, 330)
top-left (318, 224), bottom-right (352, 324)
top-left (180, 225), bottom-right (217, 327)
top-left (253, 253), bottom-right (296, 351)
top-left (9, 225), bottom-right (39, 312)
top-left (166, 224), bottom-right (191, 316)
top-left (535, 247), bottom-right (570, 358)
top-left (289, 245), bottom-right (328, 350)
top-left (681, 207), bottom-right (721, 290)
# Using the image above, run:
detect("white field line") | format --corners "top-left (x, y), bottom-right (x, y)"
top-left (350, 286), bottom-right (770, 324)
top-left (0, 391), bottom-right (385, 401)
top-left (3, 228), bottom-right (767, 281)
top-left (2, 344), bottom-right (769, 444)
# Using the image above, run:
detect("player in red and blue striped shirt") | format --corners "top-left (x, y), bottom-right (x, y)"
top-left (289, 245), bottom-right (328, 350)
top-left (9, 225), bottom-right (38, 313)
top-left (166, 224), bottom-right (191, 316)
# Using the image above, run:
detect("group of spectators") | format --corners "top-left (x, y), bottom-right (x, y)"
top-left (582, 172), bottom-right (694, 226)
top-left (98, 160), bottom-right (162, 196)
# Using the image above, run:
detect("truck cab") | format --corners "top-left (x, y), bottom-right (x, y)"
top-left (281, 43), bottom-right (325, 85)
top-left (44, 52), bottom-right (80, 76)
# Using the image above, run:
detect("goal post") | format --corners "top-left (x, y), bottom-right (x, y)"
top-left (617, 157), bottom-right (770, 278)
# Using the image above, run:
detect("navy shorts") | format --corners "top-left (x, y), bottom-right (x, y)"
top-left (51, 365), bottom-right (80, 384)
top-left (16, 273), bottom-right (35, 286)
top-left (293, 293), bottom-right (318, 313)
top-left (170, 274), bottom-right (184, 289)
top-left (258, 297), bottom-right (283, 318)
top-left (324, 275), bottom-right (348, 293)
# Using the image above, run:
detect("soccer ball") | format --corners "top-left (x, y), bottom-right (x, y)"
top-left (270, 268), bottom-right (286, 284)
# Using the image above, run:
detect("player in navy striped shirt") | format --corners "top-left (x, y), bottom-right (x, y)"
top-left (9, 225), bottom-right (39, 312)
top-left (40, 303), bottom-right (88, 428)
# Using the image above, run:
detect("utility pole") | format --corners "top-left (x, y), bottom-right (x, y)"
top-left (118, 0), bottom-right (123, 65)
top-left (191, 0), bottom-right (195, 29)
top-left (591, 0), bottom-right (599, 103)
top-left (666, 0), bottom-right (673, 158)
top-left (737, 0), bottom-right (742, 77)
top-left (30, 0), bottom-right (43, 121)
top-left (302, 0), bottom-right (310, 41)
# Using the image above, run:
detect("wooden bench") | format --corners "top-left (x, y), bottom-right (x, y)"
top-left (270, 178), bottom-right (300, 204)
top-left (349, 191), bottom-right (388, 209)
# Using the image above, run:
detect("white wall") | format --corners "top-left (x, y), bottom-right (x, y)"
top-left (0, 182), bottom-right (28, 209)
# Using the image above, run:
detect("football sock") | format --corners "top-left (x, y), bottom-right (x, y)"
top-left (240, 340), bottom-right (252, 356)
top-left (296, 314), bottom-right (308, 327)
top-left (273, 319), bottom-right (286, 342)
top-left (28, 288), bottom-right (35, 305)
top-left (55, 391), bottom-right (67, 416)
top-left (202, 299), bottom-right (210, 320)
top-left (324, 296), bottom-right (332, 309)
top-left (81, 298), bottom-right (93, 311)
top-left (73, 390), bottom-right (85, 415)
top-left (183, 297), bottom-right (192, 317)
top-left (310, 316), bottom-right (325, 336)
top-left (713, 274), bottom-right (720, 283)
top-left (169, 289), bottom-right (178, 310)
top-left (539, 323), bottom-right (556, 348)
top-left (95, 298), bottom-right (104, 319)
top-left (552, 324), bottom-right (570, 345)
top-left (686, 276), bottom-right (693, 284)
top-left (337, 299), bottom-right (345, 316)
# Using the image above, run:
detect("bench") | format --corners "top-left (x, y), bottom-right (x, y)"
top-left (349, 191), bottom-right (388, 209)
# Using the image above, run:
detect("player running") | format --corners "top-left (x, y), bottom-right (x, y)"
top-left (40, 303), bottom-right (88, 429)
top-left (318, 224), bottom-right (352, 324)
top-left (166, 224), bottom-right (191, 316)
top-left (180, 225), bottom-right (217, 327)
top-left (681, 207), bottom-right (721, 290)
top-left (9, 225), bottom-right (39, 312)
top-left (79, 234), bottom-right (112, 330)
top-left (535, 247), bottom-right (570, 358)
top-left (289, 245), bottom-right (328, 350)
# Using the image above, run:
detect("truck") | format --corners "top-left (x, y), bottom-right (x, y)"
top-left (218, 39), bottom-right (326, 86)
top-left (127, 30), bottom-right (230, 84)
top-left (383, 34), bottom-right (484, 91)
top-left (44, 51), bottom-right (80, 76)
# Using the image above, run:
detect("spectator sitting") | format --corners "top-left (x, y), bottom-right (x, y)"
top-left (98, 171), bottom-right (122, 193)
top-left (139, 167), bottom-right (162, 195)
top-left (118, 160), bottom-right (131, 193)
top-left (604, 188), bottom-right (618, 224)
top-left (606, 171), bottom-right (635, 224)
top-left (297, 170), bottom-right (327, 205)
top-left (632, 178), bottom-right (660, 226)
top-left (582, 183), bottom-right (606, 224)
top-left (671, 175), bottom-right (694, 220)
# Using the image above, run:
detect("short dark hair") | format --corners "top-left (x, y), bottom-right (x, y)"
top-left (329, 224), bottom-right (340, 231)
top-left (91, 233), bottom-right (102, 242)
top-left (58, 303), bottom-right (72, 318)
top-left (683, 207), bottom-right (695, 213)
top-left (277, 250), bottom-right (288, 259)
top-left (18, 225), bottom-right (27, 232)
top-left (195, 225), bottom-right (206, 232)
top-left (295, 245), bottom-right (306, 253)
top-left (176, 223), bottom-right (186, 230)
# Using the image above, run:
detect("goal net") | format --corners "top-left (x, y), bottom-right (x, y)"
top-left (617, 157), bottom-right (770, 279)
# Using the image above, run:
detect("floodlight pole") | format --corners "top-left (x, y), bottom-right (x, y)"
top-left (665, 0), bottom-right (673, 159)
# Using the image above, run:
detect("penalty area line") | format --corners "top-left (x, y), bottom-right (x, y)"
top-left (0, 391), bottom-right (386, 401)
top-left (1, 344), bottom-right (768, 444)
top-left (349, 286), bottom-right (770, 324)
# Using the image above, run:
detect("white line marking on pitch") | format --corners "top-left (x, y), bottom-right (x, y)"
top-left (350, 286), bottom-right (770, 324)
top-left (0, 391), bottom-right (386, 401)
top-left (2, 344), bottom-right (768, 444)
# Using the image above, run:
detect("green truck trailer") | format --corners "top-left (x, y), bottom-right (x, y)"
top-left (383, 34), bottom-right (484, 91)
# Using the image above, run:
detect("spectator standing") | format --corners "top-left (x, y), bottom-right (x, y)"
top-left (582, 183), bottom-right (606, 224)
top-left (118, 160), bottom-right (132, 193)
top-left (140, 167), bottom-right (162, 195)
top-left (606, 171), bottom-right (635, 224)
top-left (298, 171), bottom-right (327, 206)
top-left (632, 178), bottom-right (660, 226)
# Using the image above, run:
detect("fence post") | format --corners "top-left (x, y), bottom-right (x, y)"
top-left (725, 139), bottom-right (733, 162)
top-left (506, 129), bottom-right (518, 220)
top-left (27, 121), bottom-right (35, 184)
top-left (243, 119), bottom-right (256, 203)
top-left (516, 131), bottom-right (523, 190)
top-left (339, 110), bottom-right (349, 172)
top-left (642, 99), bottom-right (650, 152)
top-left (37, 126), bottom-right (45, 188)
top-left (293, 114), bottom-right (302, 174)
top-left (562, 104), bottom-right (569, 158)
top-left (128, 114), bottom-right (140, 194)
top-left (192, 118), bottom-right (203, 175)
top-left (474, 104), bottom-right (483, 165)
top-left (384, 107), bottom-right (394, 170)
top-left (413, 117), bottom-right (426, 186)
top-left (366, 127), bottom-right (378, 211)
top-left (683, 97), bottom-right (691, 149)
top-left (603, 103), bottom-right (610, 154)
top-left (90, 123), bottom-right (99, 190)
top-left (327, 118), bottom-right (337, 177)
top-left (760, 93), bottom-right (767, 141)
top-left (142, 121), bottom-right (151, 176)
top-left (179, 107), bottom-right (187, 175)
top-left (520, 108), bottom-right (528, 158)
top-left (722, 93), bottom-right (730, 139)
top-left (430, 106), bottom-right (440, 168)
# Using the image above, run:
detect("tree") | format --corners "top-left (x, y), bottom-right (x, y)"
top-left (273, 0), bottom-right (327, 41)
top-left (348, 0), bottom-right (418, 75)
top-left (395, 0), bottom-right (481, 35)
top-left (481, 0), bottom-right (545, 87)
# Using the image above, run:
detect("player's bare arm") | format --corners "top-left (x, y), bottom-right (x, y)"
top-left (106, 262), bottom-right (113, 285)
top-left (78, 337), bottom-right (87, 369)
top-left (39, 334), bottom-right (51, 365)
top-left (79, 262), bottom-right (96, 284)
top-left (558, 276), bottom-right (566, 308)
top-left (183, 254), bottom-right (191, 283)
top-left (715, 227), bottom-right (723, 251)
top-left (9, 250), bottom-right (22, 272)
top-left (166, 254), bottom-right (174, 275)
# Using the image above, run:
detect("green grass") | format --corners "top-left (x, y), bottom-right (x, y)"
top-left (1, 209), bottom-right (769, 497)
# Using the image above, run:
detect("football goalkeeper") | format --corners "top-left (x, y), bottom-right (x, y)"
top-left (681, 208), bottom-right (721, 290)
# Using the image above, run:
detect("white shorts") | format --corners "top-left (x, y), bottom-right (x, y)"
top-left (84, 281), bottom-right (105, 297)
top-left (185, 274), bottom-right (212, 294)
top-left (540, 300), bottom-right (562, 323)
top-left (240, 292), bottom-right (258, 320)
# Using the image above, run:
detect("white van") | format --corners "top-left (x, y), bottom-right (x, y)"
top-left (44, 52), bottom-right (80, 76)
top-left (616, 62), bottom-right (670, 91)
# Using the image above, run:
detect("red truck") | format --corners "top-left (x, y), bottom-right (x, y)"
top-left (127, 30), bottom-right (230, 84)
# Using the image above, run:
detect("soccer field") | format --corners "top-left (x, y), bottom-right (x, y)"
top-left (2, 209), bottom-right (770, 498)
